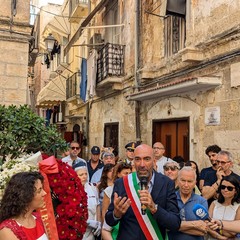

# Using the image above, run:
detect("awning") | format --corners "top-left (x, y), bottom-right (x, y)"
top-left (45, 15), bottom-right (70, 38)
top-left (64, 0), bottom-right (110, 55)
top-left (127, 76), bottom-right (222, 101)
top-left (36, 76), bottom-right (66, 107)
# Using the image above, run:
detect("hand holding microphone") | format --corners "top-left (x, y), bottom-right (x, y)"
top-left (192, 203), bottom-right (225, 237)
top-left (192, 203), bottom-right (211, 221)
top-left (139, 176), bottom-right (148, 215)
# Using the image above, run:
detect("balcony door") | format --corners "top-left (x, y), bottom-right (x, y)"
top-left (152, 118), bottom-right (189, 160)
top-left (103, 0), bottom-right (119, 44)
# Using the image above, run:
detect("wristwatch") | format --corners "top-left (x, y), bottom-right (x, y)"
top-left (151, 204), bottom-right (158, 214)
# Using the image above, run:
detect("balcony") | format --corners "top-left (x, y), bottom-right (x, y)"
top-left (69, 0), bottom-right (89, 23)
top-left (66, 72), bottom-right (80, 101)
top-left (96, 43), bottom-right (125, 90)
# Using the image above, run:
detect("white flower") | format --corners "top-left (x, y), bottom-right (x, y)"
top-left (0, 153), bottom-right (39, 193)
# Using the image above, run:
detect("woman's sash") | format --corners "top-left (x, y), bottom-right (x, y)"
top-left (123, 172), bottom-right (165, 240)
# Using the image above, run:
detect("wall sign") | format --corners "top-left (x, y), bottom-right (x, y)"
top-left (205, 106), bottom-right (220, 125)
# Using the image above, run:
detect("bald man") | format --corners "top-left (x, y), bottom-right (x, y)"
top-left (105, 144), bottom-right (180, 240)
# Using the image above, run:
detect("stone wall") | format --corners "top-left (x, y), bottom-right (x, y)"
top-left (86, 0), bottom-right (240, 173)
top-left (0, 0), bottom-right (32, 106)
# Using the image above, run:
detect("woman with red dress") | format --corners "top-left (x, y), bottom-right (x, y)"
top-left (0, 172), bottom-right (48, 240)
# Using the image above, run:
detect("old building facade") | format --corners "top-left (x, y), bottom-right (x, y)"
top-left (36, 0), bottom-right (240, 170)
top-left (0, 0), bottom-right (32, 106)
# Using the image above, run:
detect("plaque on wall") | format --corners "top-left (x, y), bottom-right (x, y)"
top-left (205, 106), bottom-right (220, 125)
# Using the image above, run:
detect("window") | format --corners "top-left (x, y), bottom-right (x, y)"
top-left (164, 15), bottom-right (186, 57)
top-left (102, 0), bottom-right (120, 44)
top-left (66, 72), bottom-right (79, 99)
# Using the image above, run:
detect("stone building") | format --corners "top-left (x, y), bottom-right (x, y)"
top-left (0, 0), bottom-right (32, 106)
top-left (36, 0), bottom-right (240, 170)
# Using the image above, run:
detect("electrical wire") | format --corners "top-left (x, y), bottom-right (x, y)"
top-left (30, 4), bottom-right (85, 19)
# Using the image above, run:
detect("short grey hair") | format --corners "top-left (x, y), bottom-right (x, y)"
top-left (178, 166), bottom-right (196, 180)
top-left (163, 161), bottom-right (180, 169)
top-left (217, 150), bottom-right (233, 162)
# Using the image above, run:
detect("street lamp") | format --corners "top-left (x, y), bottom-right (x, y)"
top-left (44, 33), bottom-right (56, 52)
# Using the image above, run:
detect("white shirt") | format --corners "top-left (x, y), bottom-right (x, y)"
top-left (83, 183), bottom-right (100, 240)
top-left (62, 155), bottom-right (87, 167)
top-left (156, 156), bottom-right (173, 174)
top-left (62, 156), bottom-right (89, 181)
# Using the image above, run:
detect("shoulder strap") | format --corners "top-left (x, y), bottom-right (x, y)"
top-left (0, 219), bottom-right (28, 240)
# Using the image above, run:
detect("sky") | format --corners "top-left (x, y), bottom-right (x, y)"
top-left (30, 0), bottom-right (64, 24)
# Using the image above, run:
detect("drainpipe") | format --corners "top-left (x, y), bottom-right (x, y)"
top-left (135, 0), bottom-right (141, 144)
top-left (85, 0), bottom-right (91, 158)
top-left (85, 102), bottom-right (89, 159)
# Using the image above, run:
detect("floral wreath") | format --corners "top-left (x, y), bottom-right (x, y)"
top-left (47, 159), bottom-right (88, 240)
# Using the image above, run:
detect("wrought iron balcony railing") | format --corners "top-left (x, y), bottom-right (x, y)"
top-left (97, 43), bottom-right (125, 83)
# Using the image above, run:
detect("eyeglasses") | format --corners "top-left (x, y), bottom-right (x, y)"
top-left (216, 160), bottom-right (231, 165)
top-left (220, 185), bottom-right (235, 191)
top-left (153, 147), bottom-right (164, 150)
top-left (71, 147), bottom-right (80, 150)
top-left (163, 166), bottom-right (179, 171)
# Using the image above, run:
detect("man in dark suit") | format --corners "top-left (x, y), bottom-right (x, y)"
top-left (105, 144), bottom-right (181, 240)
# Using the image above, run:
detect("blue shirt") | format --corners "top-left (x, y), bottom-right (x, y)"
top-left (168, 191), bottom-right (208, 240)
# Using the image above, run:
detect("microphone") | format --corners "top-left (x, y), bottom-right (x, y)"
top-left (192, 203), bottom-right (211, 221)
top-left (139, 176), bottom-right (148, 215)
top-left (193, 203), bottom-right (222, 234)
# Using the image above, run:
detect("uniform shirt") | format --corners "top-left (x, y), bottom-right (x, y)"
top-left (87, 159), bottom-right (104, 182)
top-left (84, 183), bottom-right (100, 240)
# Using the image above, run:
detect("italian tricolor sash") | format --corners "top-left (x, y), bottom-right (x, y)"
top-left (123, 172), bottom-right (167, 240)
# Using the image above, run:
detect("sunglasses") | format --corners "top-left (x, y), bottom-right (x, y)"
top-left (220, 185), bottom-right (235, 191)
top-left (127, 149), bottom-right (134, 152)
top-left (71, 147), bottom-right (80, 150)
top-left (163, 166), bottom-right (179, 171)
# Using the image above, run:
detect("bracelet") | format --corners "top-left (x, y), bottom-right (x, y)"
top-left (219, 220), bottom-right (223, 229)
top-left (219, 220), bottom-right (223, 235)
top-left (215, 181), bottom-right (219, 186)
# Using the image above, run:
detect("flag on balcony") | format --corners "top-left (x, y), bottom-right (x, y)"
top-left (80, 58), bottom-right (87, 102)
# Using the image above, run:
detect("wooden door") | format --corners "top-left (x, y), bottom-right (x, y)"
top-left (152, 118), bottom-right (189, 160)
top-left (104, 123), bottom-right (119, 151)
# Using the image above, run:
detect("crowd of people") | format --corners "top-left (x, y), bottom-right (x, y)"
top-left (0, 141), bottom-right (240, 240)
